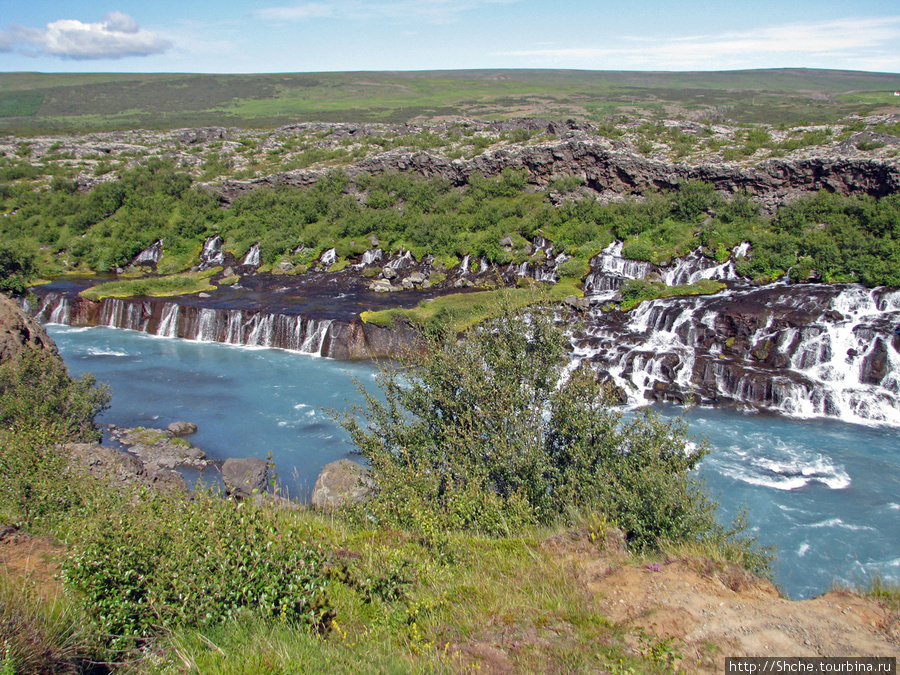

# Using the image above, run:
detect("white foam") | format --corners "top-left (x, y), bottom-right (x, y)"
top-left (85, 347), bottom-right (128, 357)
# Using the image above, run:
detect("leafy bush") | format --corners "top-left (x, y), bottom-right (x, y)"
top-left (341, 301), bottom-right (723, 550)
top-left (0, 351), bottom-right (109, 442)
top-left (64, 494), bottom-right (332, 645)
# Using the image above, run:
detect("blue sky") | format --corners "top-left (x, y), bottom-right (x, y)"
top-left (1, 0), bottom-right (899, 74)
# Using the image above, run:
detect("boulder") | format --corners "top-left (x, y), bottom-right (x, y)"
top-left (311, 459), bottom-right (375, 510)
top-left (370, 279), bottom-right (393, 293)
top-left (222, 457), bottom-right (269, 498)
top-left (167, 421), bottom-right (197, 436)
top-left (407, 272), bottom-right (426, 285)
top-left (382, 266), bottom-right (398, 280)
top-left (0, 295), bottom-right (59, 363)
top-left (564, 295), bottom-right (590, 312)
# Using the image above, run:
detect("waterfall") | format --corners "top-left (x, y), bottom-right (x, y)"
top-left (319, 248), bottom-right (337, 267)
top-left (200, 236), bottom-right (224, 269)
top-left (299, 319), bottom-right (333, 354)
top-left (358, 248), bottom-right (384, 267)
top-left (584, 241), bottom-right (656, 295)
top-left (100, 298), bottom-right (142, 331)
top-left (575, 282), bottom-right (900, 426)
top-left (48, 296), bottom-right (71, 324)
top-left (132, 240), bottom-right (163, 266)
top-left (195, 308), bottom-right (219, 342)
top-left (386, 250), bottom-right (413, 270)
top-left (457, 255), bottom-right (471, 276)
top-left (25, 289), bottom-right (347, 359)
top-left (157, 303), bottom-right (179, 338)
top-left (660, 243), bottom-right (749, 286)
top-left (242, 243), bottom-right (261, 267)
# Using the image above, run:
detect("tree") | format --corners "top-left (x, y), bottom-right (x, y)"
top-left (341, 300), bottom-right (719, 549)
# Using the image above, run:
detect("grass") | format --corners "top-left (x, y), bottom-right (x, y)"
top-left (620, 279), bottom-right (726, 311)
top-left (3, 68), bottom-right (899, 133)
top-left (360, 278), bottom-right (582, 333)
top-left (0, 575), bottom-right (96, 674)
top-left (78, 267), bottom-right (222, 300)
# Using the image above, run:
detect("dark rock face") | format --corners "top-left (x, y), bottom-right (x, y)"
top-left (310, 459), bottom-right (375, 510)
top-left (221, 457), bottom-right (269, 499)
top-left (0, 294), bottom-right (59, 363)
top-left (218, 139), bottom-right (900, 209)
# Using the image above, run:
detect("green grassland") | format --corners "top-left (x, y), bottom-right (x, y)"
top-left (2, 68), bottom-right (899, 133)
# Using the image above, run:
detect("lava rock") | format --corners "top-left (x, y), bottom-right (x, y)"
top-left (222, 457), bottom-right (269, 499)
top-left (311, 459), bottom-right (375, 510)
top-left (167, 421), bottom-right (198, 436)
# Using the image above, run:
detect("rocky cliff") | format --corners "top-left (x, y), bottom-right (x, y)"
top-left (0, 294), bottom-right (59, 364)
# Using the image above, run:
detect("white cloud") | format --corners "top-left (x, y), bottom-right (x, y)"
top-left (255, 3), bottom-right (336, 21)
top-left (254, 0), bottom-right (518, 25)
top-left (495, 16), bottom-right (900, 71)
top-left (1, 12), bottom-right (171, 60)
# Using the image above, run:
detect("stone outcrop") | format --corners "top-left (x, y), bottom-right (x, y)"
top-left (310, 459), bottom-right (375, 510)
top-left (109, 426), bottom-right (209, 471)
top-left (65, 441), bottom-right (189, 495)
top-left (0, 294), bottom-right (58, 363)
top-left (221, 457), bottom-right (269, 498)
top-left (218, 139), bottom-right (900, 210)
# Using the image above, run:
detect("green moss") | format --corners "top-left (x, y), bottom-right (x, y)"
top-left (619, 279), bottom-right (726, 312)
top-left (79, 268), bottom-right (221, 301)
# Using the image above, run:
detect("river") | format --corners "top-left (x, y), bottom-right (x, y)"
top-left (47, 324), bottom-right (899, 601)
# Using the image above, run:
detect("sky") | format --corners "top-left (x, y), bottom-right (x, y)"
top-left (1, 0), bottom-right (899, 74)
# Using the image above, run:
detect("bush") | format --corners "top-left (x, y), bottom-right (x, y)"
top-left (64, 494), bottom-right (332, 646)
top-left (0, 351), bottom-right (109, 442)
top-left (341, 301), bottom-right (722, 549)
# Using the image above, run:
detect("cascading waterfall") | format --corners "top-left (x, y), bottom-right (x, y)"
top-left (242, 243), bottom-right (261, 267)
top-left (49, 295), bottom-right (71, 324)
top-left (157, 303), bottom-right (179, 338)
top-left (357, 248), bottom-right (384, 267)
top-left (25, 238), bottom-right (900, 426)
top-left (574, 282), bottom-right (900, 426)
top-left (660, 243), bottom-right (749, 285)
top-left (29, 291), bottom-right (342, 357)
top-left (199, 236), bottom-right (225, 269)
top-left (319, 248), bottom-right (337, 267)
top-left (132, 240), bottom-right (164, 266)
top-left (584, 240), bottom-right (656, 293)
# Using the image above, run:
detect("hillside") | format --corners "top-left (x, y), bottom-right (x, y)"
top-left (1, 68), bottom-right (900, 133)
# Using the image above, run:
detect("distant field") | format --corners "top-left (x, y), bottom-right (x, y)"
top-left (1, 68), bottom-right (899, 133)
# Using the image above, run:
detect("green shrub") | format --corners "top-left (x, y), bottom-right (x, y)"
top-left (0, 351), bottom-right (109, 442)
top-left (64, 494), bottom-right (332, 646)
top-left (341, 302), bottom-right (727, 550)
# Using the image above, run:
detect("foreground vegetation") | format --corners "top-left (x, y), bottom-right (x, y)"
top-left (0, 300), bottom-right (775, 673)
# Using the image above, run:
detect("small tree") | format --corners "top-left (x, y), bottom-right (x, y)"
top-left (341, 301), bottom-right (719, 549)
